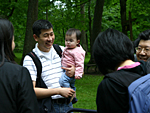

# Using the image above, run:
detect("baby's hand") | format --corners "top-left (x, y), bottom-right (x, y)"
top-left (75, 76), bottom-right (81, 80)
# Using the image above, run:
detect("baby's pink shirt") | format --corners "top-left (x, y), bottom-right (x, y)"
top-left (61, 45), bottom-right (86, 77)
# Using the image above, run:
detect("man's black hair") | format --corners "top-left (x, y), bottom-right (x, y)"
top-left (32, 19), bottom-right (53, 37)
top-left (134, 29), bottom-right (150, 48)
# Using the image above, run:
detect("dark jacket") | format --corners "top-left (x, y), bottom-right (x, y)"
top-left (0, 58), bottom-right (39, 113)
top-left (96, 61), bottom-right (147, 113)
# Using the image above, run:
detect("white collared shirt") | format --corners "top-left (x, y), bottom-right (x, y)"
top-left (23, 43), bottom-right (64, 99)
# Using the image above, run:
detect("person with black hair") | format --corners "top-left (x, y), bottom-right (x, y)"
top-left (23, 19), bottom-right (75, 113)
top-left (93, 28), bottom-right (149, 113)
top-left (134, 29), bottom-right (150, 61)
top-left (0, 18), bottom-right (39, 113)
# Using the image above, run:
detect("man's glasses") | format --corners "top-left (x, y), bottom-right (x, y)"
top-left (135, 47), bottom-right (150, 53)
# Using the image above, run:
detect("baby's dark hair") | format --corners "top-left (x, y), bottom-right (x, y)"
top-left (66, 28), bottom-right (81, 40)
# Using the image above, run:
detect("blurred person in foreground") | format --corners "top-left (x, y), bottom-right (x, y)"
top-left (0, 18), bottom-right (39, 113)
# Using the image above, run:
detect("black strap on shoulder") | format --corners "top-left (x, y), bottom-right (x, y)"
top-left (27, 51), bottom-right (56, 112)
top-left (53, 44), bottom-right (62, 58)
top-left (26, 44), bottom-right (62, 88)
top-left (27, 51), bottom-right (42, 87)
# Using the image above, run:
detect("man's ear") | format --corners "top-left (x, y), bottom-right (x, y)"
top-left (77, 40), bottom-right (80, 45)
top-left (33, 34), bottom-right (38, 41)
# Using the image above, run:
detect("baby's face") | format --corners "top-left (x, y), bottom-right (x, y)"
top-left (65, 33), bottom-right (79, 49)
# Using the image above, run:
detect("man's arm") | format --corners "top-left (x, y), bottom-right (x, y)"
top-left (32, 81), bottom-right (75, 99)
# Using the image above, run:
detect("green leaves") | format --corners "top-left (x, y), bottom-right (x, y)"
top-left (1, 0), bottom-right (150, 52)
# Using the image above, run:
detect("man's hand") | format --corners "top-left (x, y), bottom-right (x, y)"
top-left (61, 64), bottom-right (75, 77)
top-left (75, 76), bottom-right (81, 80)
top-left (59, 88), bottom-right (75, 98)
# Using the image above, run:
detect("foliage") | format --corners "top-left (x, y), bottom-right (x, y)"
top-left (102, 1), bottom-right (121, 32)
top-left (0, 0), bottom-right (28, 52)
top-left (14, 52), bottom-right (22, 64)
top-left (1, 0), bottom-right (150, 53)
top-left (38, 0), bottom-right (96, 46)
top-left (126, 0), bottom-right (150, 40)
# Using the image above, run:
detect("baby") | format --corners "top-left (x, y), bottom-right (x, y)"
top-left (59, 28), bottom-right (85, 104)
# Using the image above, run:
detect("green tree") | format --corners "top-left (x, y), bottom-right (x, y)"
top-left (88, 0), bottom-right (105, 64)
top-left (0, 0), bottom-right (28, 53)
top-left (120, 0), bottom-right (127, 35)
top-left (21, 0), bottom-right (38, 65)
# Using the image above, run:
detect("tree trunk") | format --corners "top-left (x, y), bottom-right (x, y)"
top-left (88, 0), bottom-right (92, 55)
top-left (81, 30), bottom-right (87, 52)
top-left (120, 0), bottom-right (127, 35)
top-left (89, 0), bottom-right (104, 64)
top-left (20, 0), bottom-right (38, 65)
top-left (46, 7), bottom-right (48, 20)
top-left (129, 11), bottom-right (133, 41)
top-left (80, 3), bottom-right (88, 53)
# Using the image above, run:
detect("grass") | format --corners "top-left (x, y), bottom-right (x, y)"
top-left (14, 53), bottom-right (22, 64)
top-left (73, 75), bottom-right (103, 110)
top-left (14, 52), bottom-right (103, 111)
top-left (84, 53), bottom-right (91, 65)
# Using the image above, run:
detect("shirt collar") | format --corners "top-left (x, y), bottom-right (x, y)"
top-left (34, 43), bottom-right (54, 60)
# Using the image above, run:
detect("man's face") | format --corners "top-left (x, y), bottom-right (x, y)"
top-left (136, 39), bottom-right (150, 61)
top-left (34, 28), bottom-right (55, 52)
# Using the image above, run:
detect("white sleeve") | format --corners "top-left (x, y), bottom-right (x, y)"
top-left (23, 55), bottom-right (37, 81)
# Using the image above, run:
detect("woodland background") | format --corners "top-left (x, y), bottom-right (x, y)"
top-left (1, 0), bottom-right (150, 65)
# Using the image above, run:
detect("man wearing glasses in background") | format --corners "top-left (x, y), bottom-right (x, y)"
top-left (134, 29), bottom-right (150, 62)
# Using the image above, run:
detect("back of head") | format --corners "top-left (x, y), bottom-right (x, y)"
top-left (93, 28), bottom-right (134, 75)
top-left (0, 18), bottom-right (15, 66)
top-left (66, 28), bottom-right (81, 40)
top-left (32, 19), bottom-right (53, 37)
